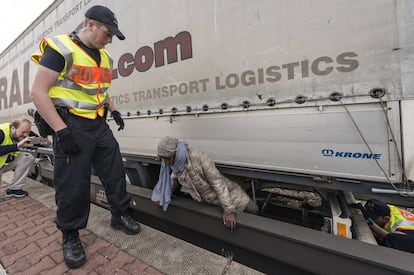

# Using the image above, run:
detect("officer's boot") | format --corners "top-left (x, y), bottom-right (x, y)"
top-left (111, 214), bottom-right (141, 235)
top-left (62, 230), bottom-right (86, 269)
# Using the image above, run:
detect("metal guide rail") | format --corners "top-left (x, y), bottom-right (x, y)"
top-left (89, 183), bottom-right (414, 275)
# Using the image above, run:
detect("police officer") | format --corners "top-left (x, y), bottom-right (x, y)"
top-left (365, 199), bottom-right (414, 253)
top-left (0, 118), bottom-right (34, 197)
top-left (30, 6), bottom-right (140, 269)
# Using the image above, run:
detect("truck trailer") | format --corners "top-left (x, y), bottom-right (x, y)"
top-left (1, 0), bottom-right (413, 190)
top-left (1, 1), bottom-right (414, 272)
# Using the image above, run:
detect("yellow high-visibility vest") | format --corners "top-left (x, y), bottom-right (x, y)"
top-left (0, 123), bottom-right (20, 167)
top-left (31, 34), bottom-right (112, 119)
top-left (385, 204), bottom-right (414, 233)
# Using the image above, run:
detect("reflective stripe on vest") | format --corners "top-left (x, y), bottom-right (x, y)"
top-left (0, 123), bottom-right (19, 167)
top-left (386, 205), bottom-right (414, 232)
top-left (31, 34), bottom-right (113, 119)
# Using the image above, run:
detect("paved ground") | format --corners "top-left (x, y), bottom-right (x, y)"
top-left (0, 173), bottom-right (263, 275)
top-left (0, 187), bottom-right (161, 275)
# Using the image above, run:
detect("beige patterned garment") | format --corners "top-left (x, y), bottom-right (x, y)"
top-left (173, 146), bottom-right (250, 215)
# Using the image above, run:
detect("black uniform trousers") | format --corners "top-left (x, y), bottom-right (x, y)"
top-left (53, 113), bottom-right (130, 232)
top-left (381, 232), bottom-right (414, 253)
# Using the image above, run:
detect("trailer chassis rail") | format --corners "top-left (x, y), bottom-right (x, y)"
top-left (89, 183), bottom-right (414, 275)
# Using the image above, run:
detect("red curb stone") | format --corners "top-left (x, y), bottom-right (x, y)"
top-left (24, 245), bottom-right (62, 265)
top-left (33, 215), bottom-right (55, 226)
top-left (79, 230), bottom-right (98, 246)
top-left (12, 230), bottom-right (48, 250)
top-left (35, 231), bottom-right (60, 249)
top-left (49, 249), bottom-right (64, 264)
top-left (21, 206), bottom-right (44, 216)
top-left (111, 249), bottom-right (136, 266)
top-left (1, 197), bottom-right (30, 207)
top-left (0, 231), bottom-right (27, 249)
top-left (25, 241), bottom-right (61, 266)
top-left (97, 244), bottom-right (121, 260)
top-left (0, 211), bottom-right (9, 219)
top-left (6, 254), bottom-right (32, 273)
top-left (15, 218), bottom-right (39, 228)
top-left (0, 244), bottom-right (17, 258)
top-left (36, 209), bottom-right (55, 218)
top-left (75, 253), bottom-right (108, 274)
top-left (15, 255), bottom-right (56, 275)
top-left (24, 221), bottom-right (54, 238)
top-left (5, 221), bottom-right (36, 238)
top-left (0, 215), bottom-right (26, 228)
top-left (14, 211), bottom-right (54, 227)
top-left (15, 214), bottom-right (46, 227)
top-left (15, 200), bottom-right (40, 211)
top-left (84, 237), bottom-right (111, 256)
top-left (44, 224), bottom-right (58, 235)
top-left (0, 204), bottom-right (17, 216)
top-left (0, 233), bottom-right (6, 242)
top-left (40, 262), bottom-right (69, 275)
top-left (67, 268), bottom-right (90, 275)
top-left (1, 242), bottom-right (40, 267)
top-left (15, 203), bottom-right (40, 215)
top-left (1, 223), bottom-right (17, 233)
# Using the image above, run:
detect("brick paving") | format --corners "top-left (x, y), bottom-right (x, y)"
top-left (0, 195), bottom-right (162, 275)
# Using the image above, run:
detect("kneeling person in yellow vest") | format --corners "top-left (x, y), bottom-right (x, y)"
top-left (0, 118), bottom-right (35, 198)
top-left (364, 199), bottom-right (414, 253)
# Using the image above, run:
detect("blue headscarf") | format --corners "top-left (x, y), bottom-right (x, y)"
top-left (151, 141), bottom-right (187, 211)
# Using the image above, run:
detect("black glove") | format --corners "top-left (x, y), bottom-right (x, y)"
top-left (111, 111), bottom-right (124, 131)
top-left (349, 202), bottom-right (369, 219)
top-left (56, 128), bottom-right (81, 155)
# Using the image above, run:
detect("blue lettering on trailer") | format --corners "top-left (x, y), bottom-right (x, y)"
top-left (321, 149), bottom-right (381, 159)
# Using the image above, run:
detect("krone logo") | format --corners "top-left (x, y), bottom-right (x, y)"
top-left (321, 149), bottom-right (382, 160)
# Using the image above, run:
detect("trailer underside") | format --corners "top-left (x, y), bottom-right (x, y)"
top-left (27, 147), bottom-right (414, 274)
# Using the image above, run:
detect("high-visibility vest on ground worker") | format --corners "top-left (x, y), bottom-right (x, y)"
top-left (385, 204), bottom-right (414, 233)
top-left (0, 123), bottom-right (19, 167)
top-left (31, 34), bottom-right (112, 119)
